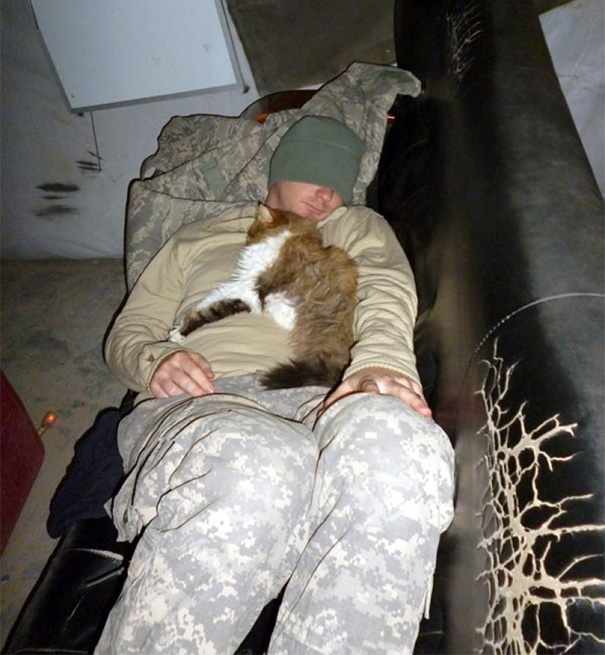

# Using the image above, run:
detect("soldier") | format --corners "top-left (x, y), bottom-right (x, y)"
top-left (97, 116), bottom-right (455, 655)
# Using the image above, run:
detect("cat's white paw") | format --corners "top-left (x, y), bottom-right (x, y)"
top-left (264, 292), bottom-right (296, 330)
top-left (167, 327), bottom-right (184, 344)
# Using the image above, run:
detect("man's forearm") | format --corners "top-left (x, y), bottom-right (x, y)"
top-left (104, 318), bottom-right (181, 392)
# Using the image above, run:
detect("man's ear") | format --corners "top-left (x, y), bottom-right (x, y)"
top-left (256, 202), bottom-right (274, 223)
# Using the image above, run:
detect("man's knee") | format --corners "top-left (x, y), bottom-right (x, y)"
top-left (316, 393), bottom-right (455, 528)
top-left (319, 393), bottom-right (451, 461)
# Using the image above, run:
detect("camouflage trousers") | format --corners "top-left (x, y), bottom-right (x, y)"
top-left (95, 374), bottom-right (455, 655)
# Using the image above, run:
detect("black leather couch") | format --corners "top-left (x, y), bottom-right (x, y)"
top-left (380, 1), bottom-right (604, 651)
top-left (4, 0), bottom-right (603, 653)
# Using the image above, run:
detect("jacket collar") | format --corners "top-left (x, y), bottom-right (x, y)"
top-left (319, 206), bottom-right (347, 225)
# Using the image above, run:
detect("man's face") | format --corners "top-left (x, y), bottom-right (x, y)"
top-left (266, 181), bottom-right (344, 224)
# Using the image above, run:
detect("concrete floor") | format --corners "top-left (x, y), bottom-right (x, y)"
top-left (0, 258), bottom-right (128, 646)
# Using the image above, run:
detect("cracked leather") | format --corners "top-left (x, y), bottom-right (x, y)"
top-left (379, 0), bottom-right (604, 652)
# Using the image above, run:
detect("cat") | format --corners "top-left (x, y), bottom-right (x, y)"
top-left (168, 203), bottom-right (358, 389)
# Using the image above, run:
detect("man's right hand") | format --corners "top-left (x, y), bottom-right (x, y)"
top-left (149, 350), bottom-right (215, 398)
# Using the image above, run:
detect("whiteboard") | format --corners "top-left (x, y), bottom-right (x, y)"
top-left (30, 0), bottom-right (241, 111)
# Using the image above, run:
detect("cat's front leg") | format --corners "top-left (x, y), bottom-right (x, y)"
top-left (169, 308), bottom-right (207, 342)
top-left (168, 298), bottom-right (253, 342)
top-left (167, 326), bottom-right (185, 344)
top-left (168, 306), bottom-right (204, 343)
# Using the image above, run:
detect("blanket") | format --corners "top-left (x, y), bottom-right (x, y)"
top-left (125, 62), bottom-right (421, 288)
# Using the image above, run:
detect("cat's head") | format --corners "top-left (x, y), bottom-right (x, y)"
top-left (247, 203), bottom-right (317, 244)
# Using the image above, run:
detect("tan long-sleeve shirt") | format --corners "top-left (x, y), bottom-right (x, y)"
top-left (105, 204), bottom-right (420, 396)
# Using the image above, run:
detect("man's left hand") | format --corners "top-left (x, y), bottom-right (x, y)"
top-left (321, 366), bottom-right (432, 417)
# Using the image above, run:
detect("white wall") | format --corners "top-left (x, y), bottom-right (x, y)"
top-left (1, 1), bottom-right (601, 259)
top-left (540, 0), bottom-right (604, 197)
top-left (0, 0), bottom-right (258, 259)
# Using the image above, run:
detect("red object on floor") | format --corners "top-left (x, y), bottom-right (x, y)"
top-left (0, 370), bottom-right (45, 554)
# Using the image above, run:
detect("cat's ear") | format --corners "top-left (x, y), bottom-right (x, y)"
top-left (257, 203), bottom-right (275, 224)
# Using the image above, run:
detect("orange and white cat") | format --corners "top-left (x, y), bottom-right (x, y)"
top-left (169, 203), bottom-right (358, 389)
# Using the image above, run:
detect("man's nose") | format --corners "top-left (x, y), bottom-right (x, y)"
top-left (316, 187), bottom-right (333, 204)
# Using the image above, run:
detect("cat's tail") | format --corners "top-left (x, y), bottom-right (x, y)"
top-left (260, 357), bottom-right (343, 390)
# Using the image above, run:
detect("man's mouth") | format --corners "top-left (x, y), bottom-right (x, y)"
top-left (304, 202), bottom-right (324, 216)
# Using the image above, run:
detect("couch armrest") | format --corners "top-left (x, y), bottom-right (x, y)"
top-left (3, 518), bottom-right (134, 655)
top-left (382, 0), bottom-right (605, 651)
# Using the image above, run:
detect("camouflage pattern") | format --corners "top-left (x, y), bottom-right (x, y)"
top-left (125, 63), bottom-right (421, 289)
top-left (96, 374), bottom-right (454, 654)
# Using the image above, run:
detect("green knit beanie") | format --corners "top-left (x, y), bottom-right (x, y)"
top-left (268, 116), bottom-right (365, 205)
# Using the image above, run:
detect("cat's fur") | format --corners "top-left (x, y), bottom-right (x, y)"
top-left (168, 203), bottom-right (358, 389)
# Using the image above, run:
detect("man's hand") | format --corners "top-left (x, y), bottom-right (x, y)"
top-left (149, 350), bottom-right (215, 398)
top-left (321, 366), bottom-right (432, 417)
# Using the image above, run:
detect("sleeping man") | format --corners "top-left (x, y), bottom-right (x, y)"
top-left (96, 115), bottom-right (455, 655)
